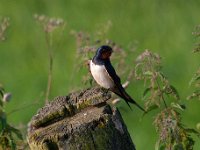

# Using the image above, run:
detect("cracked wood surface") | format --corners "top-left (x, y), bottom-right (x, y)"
top-left (27, 87), bottom-right (135, 150)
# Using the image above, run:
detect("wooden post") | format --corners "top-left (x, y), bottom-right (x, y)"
top-left (27, 87), bottom-right (136, 150)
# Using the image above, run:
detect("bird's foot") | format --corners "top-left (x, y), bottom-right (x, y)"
top-left (102, 88), bottom-right (109, 97)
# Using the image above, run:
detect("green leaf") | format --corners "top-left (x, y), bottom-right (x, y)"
top-left (7, 124), bottom-right (23, 140)
top-left (143, 87), bottom-right (151, 97)
top-left (187, 90), bottom-right (200, 100)
top-left (155, 140), bottom-right (160, 150)
top-left (173, 143), bottom-right (184, 150)
top-left (0, 100), bottom-right (3, 107)
top-left (185, 128), bottom-right (200, 137)
top-left (190, 76), bottom-right (200, 86)
top-left (0, 90), bottom-right (3, 97)
top-left (158, 72), bottom-right (167, 81)
top-left (193, 47), bottom-right (200, 53)
top-left (164, 85), bottom-right (180, 100)
top-left (134, 63), bottom-right (142, 74)
top-left (170, 85), bottom-right (180, 100)
top-left (155, 140), bottom-right (166, 150)
top-left (189, 70), bottom-right (200, 86)
top-left (144, 71), bottom-right (153, 76)
top-left (171, 103), bottom-right (186, 111)
top-left (8, 137), bottom-right (16, 150)
top-left (0, 86), bottom-right (5, 97)
top-left (0, 112), bottom-right (7, 134)
top-left (146, 104), bottom-right (159, 112)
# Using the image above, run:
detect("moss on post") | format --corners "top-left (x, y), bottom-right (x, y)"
top-left (27, 87), bottom-right (136, 150)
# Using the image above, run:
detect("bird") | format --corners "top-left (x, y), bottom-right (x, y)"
top-left (90, 45), bottom-right (145, 112)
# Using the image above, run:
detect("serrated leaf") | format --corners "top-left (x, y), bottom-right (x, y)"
top-left (187, 90), bottom-right (200, 100)
top-left (158, 72), bottom-right (167, 81)
top-left (189, 72), bottom-right (200, 86)
top-left (146, 104), bottom-right (159, 112)
top-left (171, 103), bottom-right (186, 111)
top-left (165, 85), bottom-right (180, 100)
top-left (143, 87), bottom-right (151, 97)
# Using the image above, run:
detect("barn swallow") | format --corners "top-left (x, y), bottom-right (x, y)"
top-left (90, 45), bottom-right (145, 112)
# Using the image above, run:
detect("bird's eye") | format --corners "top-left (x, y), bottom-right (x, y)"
top-left (101, 51), bottom-right (112, 59)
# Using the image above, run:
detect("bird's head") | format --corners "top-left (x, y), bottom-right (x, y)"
top-left (95, 45), bottom-right (113, 60)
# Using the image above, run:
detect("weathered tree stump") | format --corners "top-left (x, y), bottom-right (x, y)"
top-left (27, 87), bottom-right (136, 150)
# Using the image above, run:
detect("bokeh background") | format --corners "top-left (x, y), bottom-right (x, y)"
top-left (0, 0), bottom-right (199, 149)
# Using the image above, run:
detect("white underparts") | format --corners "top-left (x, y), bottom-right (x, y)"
top-left (90, 60), bottom-right (114, 89)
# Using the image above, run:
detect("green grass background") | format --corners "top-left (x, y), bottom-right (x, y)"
top-left (0, 0), bottom-right (200, 149)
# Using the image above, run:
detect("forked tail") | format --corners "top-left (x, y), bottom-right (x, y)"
top-left (113, 87), bottom-right (146, 112)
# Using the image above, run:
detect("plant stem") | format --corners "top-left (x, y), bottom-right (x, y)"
top-left (45, 32), bottom-right (53, 104)
top-left (154, 72), bottom-right (167, 108)
top-left (147, 57), bottom-right (167, 108)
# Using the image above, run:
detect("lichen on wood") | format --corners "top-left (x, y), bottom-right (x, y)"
top-left (27, 87), bottom-right (135, 150)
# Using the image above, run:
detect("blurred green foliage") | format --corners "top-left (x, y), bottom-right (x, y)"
top-left (0, 0), bottom-right (200, 149)
top-left (0, 85), bottom-right (24, 149)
